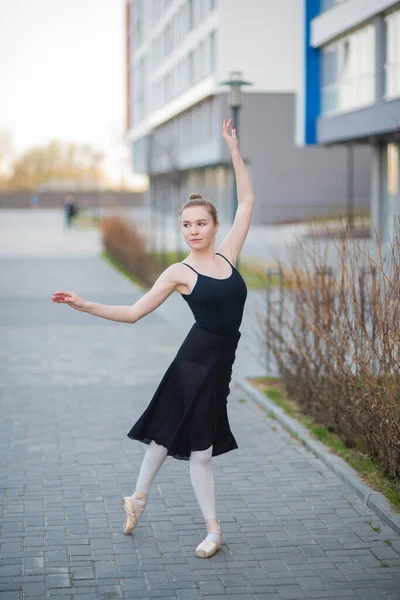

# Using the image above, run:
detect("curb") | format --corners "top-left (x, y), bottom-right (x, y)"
top-left (235, 376), bottom-right (400, 537)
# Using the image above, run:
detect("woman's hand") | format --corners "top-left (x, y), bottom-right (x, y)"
top-left (51, 291), bottom-right (87, 312)
top-left (222, 118), bottom-right (239, 153)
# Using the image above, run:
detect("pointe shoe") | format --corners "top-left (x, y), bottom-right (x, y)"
top-left (195, 530), bottom-right (223, 558)
top-left (121, 493), bottom-right (146, 535)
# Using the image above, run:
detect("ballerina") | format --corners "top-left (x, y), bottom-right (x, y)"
top-left (51, 118), bottom-right (255, 558)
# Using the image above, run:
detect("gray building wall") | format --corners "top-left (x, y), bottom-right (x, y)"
top-left (316, 12), bottom-right (400, 145)
top-left (230, 93), bottom-right (372, 224)
top-left (135, 92), bottom-right (372, 225)
top-left (318, 98), bottom-right (400, 144)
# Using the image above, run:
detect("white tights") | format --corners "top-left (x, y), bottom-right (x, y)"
top-left (134, 440), bottom-right (217, 521)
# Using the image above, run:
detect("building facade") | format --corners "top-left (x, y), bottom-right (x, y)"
top-left (298, 0), bottom-right (400, 242)
top-left (126, 0), bottom-right (371, 226)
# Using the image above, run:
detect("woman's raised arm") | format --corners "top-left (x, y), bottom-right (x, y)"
top-left (51, 264), bottom-right (183, 324)
top-left (216, 118), bottom-right (255, 265)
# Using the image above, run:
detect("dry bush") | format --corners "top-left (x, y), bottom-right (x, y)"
top-left (267, 219), bottom-right (400, 481)
top-left (99, 215), bottom-right (155, 287)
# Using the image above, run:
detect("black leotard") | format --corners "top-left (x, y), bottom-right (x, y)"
top-left (181, 252), bottom-right (247, 336)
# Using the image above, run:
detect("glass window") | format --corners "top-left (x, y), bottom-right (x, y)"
top-left (165, 22), bottom-right (172, 55)
top-left (188, 0), bottom-right (194, 30)
top-left (180, 5), bottom-right (187, 40)
top-left (387, 144), bottom-right (399, 196)
top-left (199, 40), bottom-right (205, 79)
top-left (321, 24), bottom-right (375, 114)
top-left (198, 0), bottom-right (206, 22)
top-left (189, 50), bottom-right (194, 85)
top-left (209, 30), bottom-right (216, 73)
top-left (321, 0), bottom-right (347, 12)
top-left (132, 0), bottom-right (145, 50)
top-left (381, 143), bottom-right (400, 243)
top-left (204, 99), bottom-right (213, 142)
top-left (385, 10), bottom-right (400, 99)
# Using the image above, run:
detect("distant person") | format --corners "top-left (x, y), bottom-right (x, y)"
top-left (31, 192), bottom-right (40, 209)
top-left (64, 195), bottom-right (76, 228)
top-left (51, 119), bottom-right (254, 559)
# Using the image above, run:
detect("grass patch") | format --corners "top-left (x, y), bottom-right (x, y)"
top-left (368, 521), bottom-right (382, 533)
top-left (144, 252), bottom-right (287, 290)
top-left (148, 250), bottom-right (187, 269)
top-left (104, 248), bottom-right (300, 291)
top-left (72, 211), bottom-right (101, 230)
top-left (250, 376), bottom-right (400, 512)
top-left (239, 262), bottom-right (299, 290)
top-left (239, 262), bottom-right (268, 289)
top-left (148, 253), bottom-right (273, 290)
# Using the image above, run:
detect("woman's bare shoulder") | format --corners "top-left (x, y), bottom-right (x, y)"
top-left (162, 262), bottom-right (191, 283)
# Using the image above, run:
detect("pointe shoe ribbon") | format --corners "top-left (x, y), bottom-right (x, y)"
top-left (121, 495), bottom-right (146, 535)
top-left (195, 530), bottom-right (223, 558)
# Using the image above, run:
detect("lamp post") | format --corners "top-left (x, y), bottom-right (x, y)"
top-left (220, 71), bottom-right (252, 222)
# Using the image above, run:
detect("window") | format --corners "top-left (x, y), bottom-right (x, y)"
top-left (151, 0), bottom-right (159, 25)
top-left (321, 24), bottom-right (375, 114)
top-left (381, 143), bottom-right (400, 243)
top-left (188, 0), bottom-right (194, 30)
top-left (322, 46), bottom-right (338, 113)
top-left (209, 30), bottom-right (216, 73)
top-left (387, 144), bottom-right (399, 196)
top-left (321, 0), bottom-right (348, 12)
top-left (180, 5), bottom-right (187, 40)
top-left (198, 0), bottom-right (206, 22)
top-left (189, 50), bottom-right (194, 85)
top-left (132, 0), bottom-right (145, 50)
top-left (198, 40), bottom-right (206, 79)
top-left (132, 57), bottom-right (146, 125)
top-left (385, 10), bottom-right (400, 99)
top-left (203, 99), bottom-right (213, 142)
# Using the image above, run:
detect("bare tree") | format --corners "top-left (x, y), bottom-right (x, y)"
top-left (7, 141), bottom-right (106, 189)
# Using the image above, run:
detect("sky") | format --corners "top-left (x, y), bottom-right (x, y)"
top-left (0, 0), bottom-right (144, 187)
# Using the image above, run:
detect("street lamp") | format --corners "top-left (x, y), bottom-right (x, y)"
top-left (220, 70), bottom-right (252, 222)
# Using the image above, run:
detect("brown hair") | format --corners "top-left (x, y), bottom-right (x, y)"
top-left (179, 193), bottom-right (218, 224)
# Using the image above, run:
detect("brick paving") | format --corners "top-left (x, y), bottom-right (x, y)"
top-left (1, 250), bottom-right (400, 600)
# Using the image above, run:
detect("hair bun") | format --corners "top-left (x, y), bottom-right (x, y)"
top-left (189, 193), bottom-right (203, 200)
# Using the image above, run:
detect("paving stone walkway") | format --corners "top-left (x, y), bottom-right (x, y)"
top-left (1, 230), bottom-right (400, 599)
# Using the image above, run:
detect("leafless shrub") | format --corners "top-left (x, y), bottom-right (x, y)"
top-left (99, 215), bottom-right (155, 287)
top-left (267, 218), bottom-right (400, 481)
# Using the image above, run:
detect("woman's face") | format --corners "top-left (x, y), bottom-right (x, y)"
top-left (180, 206), bottom-right (218, 251)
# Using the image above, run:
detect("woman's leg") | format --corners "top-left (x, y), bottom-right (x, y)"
top-left (123, 440), bottom-right (167, 534)
top-left (189, 445), bottom-right (222, 556)
top-left (134, 440), bottom-right (168, 496)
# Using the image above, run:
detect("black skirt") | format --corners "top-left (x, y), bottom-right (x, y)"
top-left (127, 322), bottom-right (240, 460)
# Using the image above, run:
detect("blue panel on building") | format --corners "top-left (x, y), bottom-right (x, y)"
top-left (304, 0), bottom-right (321, 145)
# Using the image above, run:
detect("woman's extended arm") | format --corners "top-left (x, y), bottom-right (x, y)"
top-left (51, 264), bottom-right (182, 323)
top-left (217, 118), bottom-right (255, 264)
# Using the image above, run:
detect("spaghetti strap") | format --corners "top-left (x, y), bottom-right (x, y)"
top-left (182, 263), bottom-right (199, 274)
top-left (215, 252), bottom-right (235, 268)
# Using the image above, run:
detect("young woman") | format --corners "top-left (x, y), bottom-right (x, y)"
top-left (51, 118), bottom-right (254, 559)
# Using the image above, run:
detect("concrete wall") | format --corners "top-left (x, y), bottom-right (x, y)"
top-left (218, 0), bottom-right (299, 93)
top-left (222, 93), bottom-right (372, 224)
top-left (0, 190), bottom-right (145, 210)
top-left (318, 98), bottom-right (400, 143)
top-left (311, 0), bottom-right (399, 47)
